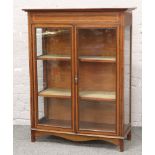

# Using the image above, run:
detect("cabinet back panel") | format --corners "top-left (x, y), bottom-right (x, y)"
top-left (36, 28), bottom-right (72, 56)
top-left (46, 61), bottom-right (71, 89)
top-left (46, 98), bottom-right (71, 121)
top-left (78, 29), bottom-right (116, 57)
top-left (45, 28), bottom-right (71, 56)
top-left (79, 101), bottom-right (116, 124)
top-left (79, 63), bottom-right (116, 91)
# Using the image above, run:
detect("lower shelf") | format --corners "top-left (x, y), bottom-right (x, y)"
top-left (39, 117), bottom-right (71, 128)
top-left (38, 118), bottom-right (115, 132)
top-left (79, 121), bottom-right (115, 132)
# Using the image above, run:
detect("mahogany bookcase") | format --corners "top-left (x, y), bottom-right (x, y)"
top-left (23, 8), bottom-right (134, 152)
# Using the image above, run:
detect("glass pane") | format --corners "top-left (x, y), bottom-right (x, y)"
top-left (38, 97), bottom-right (71, 128)
top-left (36, 28), bottom-right (71, 57)
top-left (36, 27), bottom-right (72, 128)
top-left (124, 26), bottom-right (131, 132)
top-left (78, 28), bottom-right (116, 59)
top-left (78, 28), bottom-right (117, 132)
top-left (79, 100), bottom-right (116, 132)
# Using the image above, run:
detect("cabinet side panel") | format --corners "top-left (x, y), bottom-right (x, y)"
top-left (123, 25), bottom-right (132, 133)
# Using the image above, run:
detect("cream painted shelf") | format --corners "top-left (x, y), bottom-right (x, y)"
top-left (79, 56), bottom-right (116, 63)
top-left (39, 118), bottom-right (71, 128)
top-left (37, 54), bottom-right (71, 61)
top-left (79, 121), bottom-right (115, 132)
top-left (39, 88), bottom-right (115, 101)
top-left (80, 90), bottom-right (116, 101)
top-left (38, 88), bottom-right (71, 98)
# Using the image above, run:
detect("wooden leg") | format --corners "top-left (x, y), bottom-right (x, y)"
top-left (31, 130), bottom-right (36, 142)
top-left (127, 130), bottom-right (131, 140)
top-left (119, 139), bottom-right (124, 152)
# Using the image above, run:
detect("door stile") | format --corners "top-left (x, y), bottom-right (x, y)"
top-left (71, 25), bottom-right (76, 132)
top-left (32, 25), bottom-right (39, 128)
top-left (74, 26), bottom-right (79, 133)
top-left (28, 13), bottom-right (35, 129)
top-left (116, 25), bottom-right (120, 136)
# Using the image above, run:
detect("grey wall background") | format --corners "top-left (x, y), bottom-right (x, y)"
top-left (13, 0), bottom-right (142, 126)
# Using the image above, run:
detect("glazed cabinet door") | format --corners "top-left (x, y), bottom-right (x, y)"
top-left (76, 26), bottom-right (119, 135)
top-left (33, 25), bottom-right (74, 131)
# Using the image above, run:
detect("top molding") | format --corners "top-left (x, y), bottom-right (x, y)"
top-left (22, 8), bottom-right (136, 12)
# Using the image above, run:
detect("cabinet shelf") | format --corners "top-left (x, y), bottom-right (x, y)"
top-left (37, 54), bottom-right (71, 61)
top-left (37, 55), bottom-right (116, 62)
top-left (39, 117), bottom-right (115, 132)
top-left (79, 56), bottom-right (116, 63)
top-left (39, 118), bottom-right (71, 128)
top-left (38, 88), bottom-right (71, 98)
top-left (80, 121), bottom-right (115, 132)
top-left (80, 90), bottom-right (116, 101)
top-left (38, 88), bottom-right (115, 101)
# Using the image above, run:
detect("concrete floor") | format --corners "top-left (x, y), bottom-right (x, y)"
top-left (13, 125), bottom-right (141, 155)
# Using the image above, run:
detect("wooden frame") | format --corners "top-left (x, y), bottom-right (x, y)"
top-left (75, 24), bottom-right (120, 137)
top-left (24, 8), bottom-right (134, 152)
top-left (32, 24), bottom-right (75, 133)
